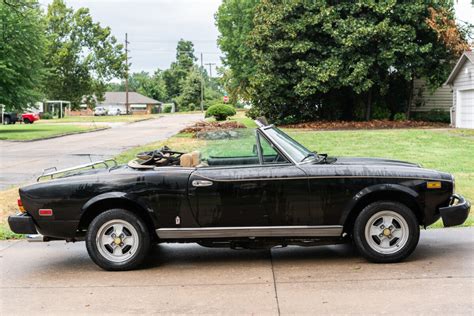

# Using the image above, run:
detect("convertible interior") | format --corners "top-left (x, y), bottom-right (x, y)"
top-left (127, 147), bottom-right (285, 169)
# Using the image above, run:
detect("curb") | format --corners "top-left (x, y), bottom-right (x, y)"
top-left (1, 127), bottom-right (111, 143)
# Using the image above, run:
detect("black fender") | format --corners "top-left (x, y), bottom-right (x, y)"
top-left (340, 184), bottom-right (422, 226)
top-left (80, 192), bottom-right (158, 227)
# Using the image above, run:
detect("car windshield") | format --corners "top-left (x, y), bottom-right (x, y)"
top-left (264, 127), bottom-right (316, 162)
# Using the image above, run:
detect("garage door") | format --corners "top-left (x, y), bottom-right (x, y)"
top-left (458, 89), bottom-right (474, 129)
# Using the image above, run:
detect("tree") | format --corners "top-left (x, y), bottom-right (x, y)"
top-left (44, 0), bottom-right (125, 106)
top-left (217, 0), bottom-right (469, 123)
top-left (0, 0), bottom-right (47, 111)
top-left (162, 39), bottom-right (197, 99)
top-left (176, 67), bottom-right (202, 110)
top-left (215, 0), bottom-right (258, 102)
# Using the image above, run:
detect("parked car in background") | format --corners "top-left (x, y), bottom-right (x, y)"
top-left (2, 112), bottom-right (18, 124)
top-left (94, 107), bottom-right (108, 116)
top-left (110, 108), bottom-right (122, 116)
top-left (21, 113), bottom-right (40, 124)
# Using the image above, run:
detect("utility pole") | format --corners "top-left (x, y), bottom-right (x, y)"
top-left (205, 62), bottom-right (216, 78)
top-left (200, 53), bottom-right (204, 112)
top-left (125, 33), bottom-right (130, 115)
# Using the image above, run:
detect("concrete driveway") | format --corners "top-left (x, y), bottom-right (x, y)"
top-left (0, 114), bottom-right (203, 189)
top-left (1, 228), bottom-right (472, 315)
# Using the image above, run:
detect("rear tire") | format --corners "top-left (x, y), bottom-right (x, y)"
top-left (4, 117), bottom-right (10, 124)
top-left (85, 209), bottom-right (151, 271)
top-left (353, 201), bottom-right (419, 263)
top-left (23, 118), bottom-right (31, 124)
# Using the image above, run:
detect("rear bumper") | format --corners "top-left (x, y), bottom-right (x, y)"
top-left (8, 214), bottom-right (38, 234)
top-left (439, 194), bottom-right (471, 227)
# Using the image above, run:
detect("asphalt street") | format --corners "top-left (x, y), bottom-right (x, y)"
top-left (0, 114), bottom-right (203, 189)
top-left (1, 228), bottom-right (472, 315)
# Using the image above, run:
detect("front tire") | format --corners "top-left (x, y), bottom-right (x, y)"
top-left (353, 201), bottom-right (419, 263)
top-left (85, 209), bottom-right (151, 271)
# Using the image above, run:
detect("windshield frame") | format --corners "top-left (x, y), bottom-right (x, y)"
top-left (259, 125), bottom-right (318, 164)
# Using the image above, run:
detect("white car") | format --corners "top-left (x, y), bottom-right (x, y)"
top-left (94, 107), bottom-right (107, 116)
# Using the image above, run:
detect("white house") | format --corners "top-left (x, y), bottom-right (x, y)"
top-left (445, 51), bottom-right (474, 129)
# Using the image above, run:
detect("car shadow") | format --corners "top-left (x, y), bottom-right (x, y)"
top-left (25, 235), bottom-right (467, 273)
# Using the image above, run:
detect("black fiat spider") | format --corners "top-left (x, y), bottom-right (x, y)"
top-left (8, 120), bottom-right (470, 270)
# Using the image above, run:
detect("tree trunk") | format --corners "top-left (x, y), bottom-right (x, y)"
top-left (405, 77), bottom-right (414, 120)
top-left (365, 89), bottom-right (372, 121)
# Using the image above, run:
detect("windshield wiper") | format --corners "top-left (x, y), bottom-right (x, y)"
top-left (301, 152), bottom-right (318, 162)
top-left (316, 153), bottom-right (328, 164)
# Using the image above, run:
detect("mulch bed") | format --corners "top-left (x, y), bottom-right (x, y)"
top-left (181, 120), bottom-right (246, 135)
top-left (281, 120), bottom-right (449, 130)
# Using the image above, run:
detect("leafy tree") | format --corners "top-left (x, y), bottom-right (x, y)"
top-left (215, 0), bottom-right (258, 102)
top-left (218, 0), bottom-right (469, 123)
top-left (162, 39), bottom-right (197, 99)
top-left (44, 0), bottom-right (125, 106)
top-left (0, 0), bottom-right (47, 111)
top-left (176, 67), bottom-right (202, 110)
top-left (107, 70), bottom-right (168, 102)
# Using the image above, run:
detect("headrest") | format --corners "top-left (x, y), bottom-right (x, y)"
top-left (191, 151), bottom-right (201, 166)
top-left (180, 153), bottom-right (193, 167)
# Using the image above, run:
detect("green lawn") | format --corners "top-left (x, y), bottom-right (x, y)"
top-left (0, 124), bottom-right (106, 141)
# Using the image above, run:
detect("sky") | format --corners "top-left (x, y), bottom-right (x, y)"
top-left (39, 0), bottom-right (223, 75)
top-left (38, 0), bottom-right (474, 77)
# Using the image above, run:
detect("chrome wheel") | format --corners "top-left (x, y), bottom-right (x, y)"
top-left (364, 210), bottom-right (409, 255)
top-left (96, 219), bottom-right (139, 263)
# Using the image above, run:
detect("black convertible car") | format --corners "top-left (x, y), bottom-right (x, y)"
top-left (9, 120), bottom-right (470, 270)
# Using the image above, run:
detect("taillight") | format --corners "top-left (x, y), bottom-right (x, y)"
top-left (17, 198), bottom-right (25, 213)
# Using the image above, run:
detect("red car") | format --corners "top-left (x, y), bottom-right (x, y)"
top-left (22, 113), bottom-right (40, 124)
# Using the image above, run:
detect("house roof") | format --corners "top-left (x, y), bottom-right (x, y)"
top-left (445, 51), bottom-right (474, 86)
top-left (100, 92), bottom-right (161, 105)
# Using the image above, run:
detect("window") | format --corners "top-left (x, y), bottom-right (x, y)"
top-left (258, 133), bottom-right (289, 164)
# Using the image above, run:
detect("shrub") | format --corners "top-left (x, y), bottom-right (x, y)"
top-left (205, 104), bottom-right (236, 121)
top-left (371, 105), bottom-right (391, 120)
top-left (188, 103), bottom-right (196, 111)
top-left (412, 110), bottom-right (450, 123)
top-left (163, 105), bottom-right (172, 113)
top-left (393, 113), bottom-right (407, 121)
top-left (40, 112), bottom-right (53, 119)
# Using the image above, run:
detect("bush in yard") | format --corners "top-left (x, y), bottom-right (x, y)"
top-left (163, 105), bottom-right (172, 113)
top-left (40, 112), bottom-right (53, 119)
top-left (412, 110), bottom-right (450, 123)
top-left (393, 113), bottom-right (407, 121)
top-left (205, 104), bottom-right (236, 121)
top-left (371, 105), bottom-right (391, 120)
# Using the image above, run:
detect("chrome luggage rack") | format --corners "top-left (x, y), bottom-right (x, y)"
top-left (37, 159), bottom-right (117, 182)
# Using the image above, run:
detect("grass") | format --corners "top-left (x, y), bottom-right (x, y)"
top-left (0, 124), bottom-right (106, 141)
top-left (0, 188), bottom-right (23, 240)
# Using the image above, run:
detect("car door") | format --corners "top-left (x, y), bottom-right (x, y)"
top-left (188, 132), bottom-right (309, 227)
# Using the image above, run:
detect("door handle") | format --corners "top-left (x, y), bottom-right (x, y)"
top-left (192, 180), bottom-right (213, 187)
